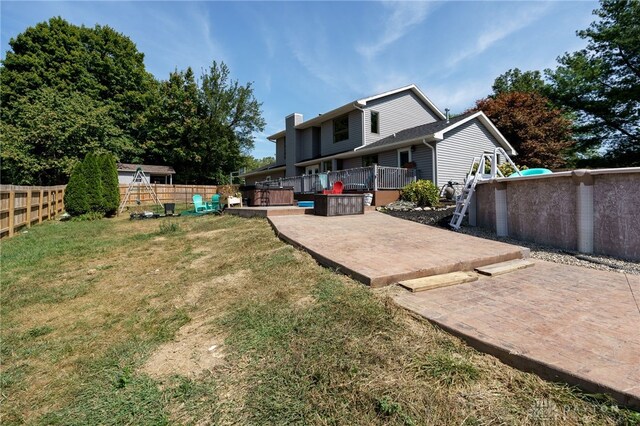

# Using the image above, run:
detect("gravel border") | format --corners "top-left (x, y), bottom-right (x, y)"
top-left (382, 205), bottom-right (640, 276)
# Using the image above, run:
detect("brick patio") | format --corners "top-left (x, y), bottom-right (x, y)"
top-left (394, 260), bottom-right (640, 409)
top-left (268, 212), bottom-right (528, 287)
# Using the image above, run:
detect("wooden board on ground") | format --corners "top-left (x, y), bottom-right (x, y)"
top-left (399, 271), bottom-right (478, 293)
top-left (475, 259), bottom-right (535, 276)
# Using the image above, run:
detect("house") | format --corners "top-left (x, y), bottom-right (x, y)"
top-left (117, 163), bottom-right (176, 185)
top-left (241, 84), bottom-right (515, 194)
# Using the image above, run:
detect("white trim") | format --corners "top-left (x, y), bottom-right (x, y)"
top-left (423, 140), bottom-right (437, 185)
top-left (397, 147), bottom-right (412, 168)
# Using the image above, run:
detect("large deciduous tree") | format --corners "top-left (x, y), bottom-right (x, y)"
top-left (1, 17), bottom-right (153, 184)
top-left (473, 92), bottom-right (574, 169)
top-left (546, 0), bottom-right (640, 166)
top-left (142, 62), bottom-right (266, 184)
top-left (492, 68), bottom-right (547, 96)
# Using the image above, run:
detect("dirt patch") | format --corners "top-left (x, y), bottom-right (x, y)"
top-left (180, 270), bottom-right (249, 307)
top-left (141, 318), bottom-right (224, 380)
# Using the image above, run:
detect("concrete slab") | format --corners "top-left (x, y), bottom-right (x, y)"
top-left (393, 260), bottom-right (640, 409)
top-left (475, 259), bottom-right (535, 276)
top-left (399, 271), bottom-right (478, 292)
top-left (268, 212), bottom-right (529, 287)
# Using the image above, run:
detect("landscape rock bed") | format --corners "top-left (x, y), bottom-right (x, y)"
top-left (382, 202), bottom-right (640, 276)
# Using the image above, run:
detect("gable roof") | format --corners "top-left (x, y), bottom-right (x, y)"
top-left (117, 163), bottom-right (176, 175)
top-left (267, 84), bottom-right (445, 141)
top-left (355, 111), bottom-right (516, 156)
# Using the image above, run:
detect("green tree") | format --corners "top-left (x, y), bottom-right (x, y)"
top-left (546, 0), bottom-right (640, 166)
top-left (1, 88), bottom-right (130, 185)
top-left (63, 162), bottom-right (89, 216)
top-left (196, 61), bottom-right (266, 184)
top-left (98, 153), bottom-right (120, 216)
top-left (82, 153), bottom-right (104, 213)
top-left (242, 155), bottom-right (276, 172)
top-left (142, 62), bottom-right (266, 184)
top-left (0, 17), bottom-right (154, 184)
top-left (473, 92), bottom-right (574, 169)
top-left (492, 68), bottom-right (547, 96)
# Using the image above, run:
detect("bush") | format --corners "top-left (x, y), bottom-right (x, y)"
top-left (98, 153), bottom-right (120, 216)
top-left (64, 162), bottom-right (89, 216)
top-left (82, 153), bottom-right (104, 213)
top-left (400, 180), bottom-right (440, 207)
top-left (71, 211), bottom-right (105, 222)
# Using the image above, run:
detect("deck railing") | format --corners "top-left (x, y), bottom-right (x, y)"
top-left (256, 165), bottom-right (416, 193)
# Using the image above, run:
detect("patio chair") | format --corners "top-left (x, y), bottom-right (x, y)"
top-left (226, 195), bottom-right (242, 208)
top-left (210, 194), bottom-right (223, 214)
top-left (193, 194), bottom-right (210, 213)
top-left (322, 180), bottom-right (344, 195)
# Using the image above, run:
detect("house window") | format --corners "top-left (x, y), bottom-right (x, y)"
top-left (362, 154), bottom-right (378, 167)
top-left (322, 160), bottom-right (332, 172)
top-left (333, 114), bottom-right (349, 143)
top-left (370, 111), bottom-right (379, 134)
top-left (398, 148), bottom-right (412, 168)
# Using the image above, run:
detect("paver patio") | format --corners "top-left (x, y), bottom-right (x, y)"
top-left (268, 212), bottom-right (528, 287)
top-left (394, 260), bottom-right (640, 409)
top-left (267, 211), bottom-right (640, 408)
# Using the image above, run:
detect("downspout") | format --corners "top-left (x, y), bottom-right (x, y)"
top-left (422, 138), bottom-right (437, 186)
top-left (352, 102), bottom-right (366, 149)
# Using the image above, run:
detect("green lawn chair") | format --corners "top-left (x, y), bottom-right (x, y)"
top-left (193, 194), bottom-right (211, 213)
top-left (210, 194), bottom-right (222, 214)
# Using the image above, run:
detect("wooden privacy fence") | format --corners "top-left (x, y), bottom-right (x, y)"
top-left (0, 185), bottom-right (66, 239)
top-left (119, 183), bottom-right (219, 207)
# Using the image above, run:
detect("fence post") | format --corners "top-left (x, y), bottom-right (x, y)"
top-left (38, 189), bottom-right (44, 223)
top-left (49, 190), bottom-right (55, 218)
top-left (373, 164), bottom-right (378, 191)
top-left (25, 188), bottom-right (32, 227)
top-left (8, 188), bottom-right (15, 237)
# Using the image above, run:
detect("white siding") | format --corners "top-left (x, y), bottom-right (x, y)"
top-left (320, 110), bottom-right (363, 156)
top-left (436, 119), bottom-right (503, 185)
top-left (364, 91), bottom-right (439, 145)
top-left (118, 171), bottom-right (151, 185)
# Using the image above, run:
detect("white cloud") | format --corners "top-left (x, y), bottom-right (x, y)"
top-left (445, 2), bottom-right (552, 70)
top-left (356, 1), bottom-right (435, 60)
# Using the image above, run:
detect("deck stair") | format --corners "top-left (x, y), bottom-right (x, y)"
top-left (475, 259), bottom-right (535, 276)
top-left (449, 147), bottom-right (520, 230)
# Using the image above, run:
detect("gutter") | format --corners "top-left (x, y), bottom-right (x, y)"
top-left (422, 138), bottom-right (437, 185)
top-left (352, 102), bottom-right (367, 151)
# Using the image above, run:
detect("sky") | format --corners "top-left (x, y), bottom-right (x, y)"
top-left (1, 1), bottom-right (598, 159)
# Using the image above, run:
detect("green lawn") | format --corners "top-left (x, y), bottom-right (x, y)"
top-left (1, 215), bottom-right (637, 425)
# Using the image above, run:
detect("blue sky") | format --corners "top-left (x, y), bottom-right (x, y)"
top-left (1, 1), bottom-right (598, 159)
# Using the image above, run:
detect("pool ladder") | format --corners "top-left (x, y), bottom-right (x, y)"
top-left (449, 148), bottom-right (520, 230)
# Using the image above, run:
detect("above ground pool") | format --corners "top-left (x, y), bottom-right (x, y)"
top-left (509, 168), bottom-right (553, 178)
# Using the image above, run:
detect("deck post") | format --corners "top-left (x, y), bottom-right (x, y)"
top-left (373, 164), bottom-right (378, 191)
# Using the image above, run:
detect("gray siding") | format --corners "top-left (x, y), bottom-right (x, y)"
top-left (297, 128), bottom-right (314, 161)
top-left (412, 144), bottom-right (434, 181)
top-left (342, 157), bottom-right (362, 169)
top-left (275, 137), bottom-right (285, 165)
top-left (320, 110), bottom-right (363, 156)
top-left (378, 150), bottom-right (397, 167)
top-left (436, 119), bottom-right (502, 185)
top-left (364, 91), bottom-right (439, 145)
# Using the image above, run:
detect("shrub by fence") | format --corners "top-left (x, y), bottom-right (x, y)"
top-left (0, 185), bottom-right (65, 239)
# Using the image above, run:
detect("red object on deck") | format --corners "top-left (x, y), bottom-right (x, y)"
top-left (322, 180), bottom-right (344, 195)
